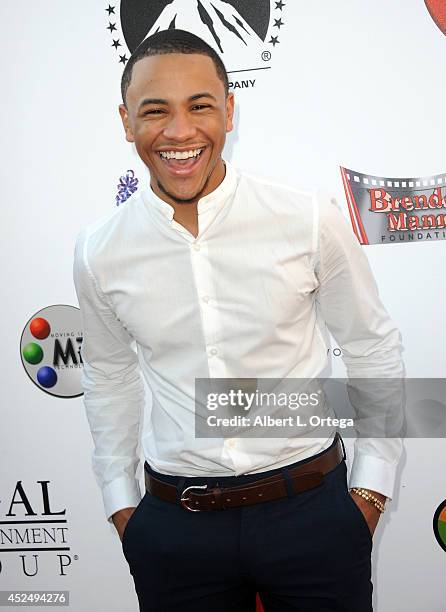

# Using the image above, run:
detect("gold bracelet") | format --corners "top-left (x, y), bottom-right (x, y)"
top-left (350, 487), bottom-right (386, 513)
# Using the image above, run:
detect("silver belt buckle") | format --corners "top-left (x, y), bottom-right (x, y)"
top-left (180, 484), bottom-right (208, 512)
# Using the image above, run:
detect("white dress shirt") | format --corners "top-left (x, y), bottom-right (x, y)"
top-left (73, 161), bottom-right (404, 522)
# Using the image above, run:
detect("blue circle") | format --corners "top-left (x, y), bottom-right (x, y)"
top-left (37, 366), bottom-right (58, 389)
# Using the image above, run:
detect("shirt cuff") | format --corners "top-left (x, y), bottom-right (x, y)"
top-left (103, 476), bottom-right (142, 523)
top-left (348, 452), bottom-right (397, 500)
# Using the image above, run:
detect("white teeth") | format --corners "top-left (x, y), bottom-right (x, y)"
top-left (159, 148), bottom-right (203, 160)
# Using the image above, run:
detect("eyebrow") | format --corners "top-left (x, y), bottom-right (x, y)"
top-left (138, 92), bottom-right (217, 110)
top-left (138, 98), bottom-right (168, 109)
top-left (189, 92), bottom-right (217, 102)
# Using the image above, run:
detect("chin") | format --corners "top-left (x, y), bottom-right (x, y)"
top-left (161, 176), bottom-right (209, 203)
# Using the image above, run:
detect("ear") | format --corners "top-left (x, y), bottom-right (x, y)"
top-left (118, 103), bottom-right (135, 143)
top-left (225, 92), bottom-right (235, 133)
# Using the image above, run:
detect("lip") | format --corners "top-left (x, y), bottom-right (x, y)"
top-left (156, 145), bottom-right (208, 177)
top-left (156, 144), bottom-right (208, 153)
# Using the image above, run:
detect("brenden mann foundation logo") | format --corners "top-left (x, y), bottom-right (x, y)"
top-left (340, 167), bottom-right (446, 245)
top-left (104, 1), bottom-right (287, 90)
top-left (20, 305), bottom-right (83, 398)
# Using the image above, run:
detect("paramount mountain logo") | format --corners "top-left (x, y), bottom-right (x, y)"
top-left (148, 0), bottom-right (263, 57)
top-left (104, 1), bottom-right (287, 88)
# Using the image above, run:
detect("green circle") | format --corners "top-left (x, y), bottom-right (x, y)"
top-left (438, 520), bottom-right (446, 547)
top-left (22, 342), bottom-right (43, 365)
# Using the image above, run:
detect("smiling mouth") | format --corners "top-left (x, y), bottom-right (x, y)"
top-left (159, 148), bottom-right (204, 161)
top-left (157, 147), bottom-right (206, 176)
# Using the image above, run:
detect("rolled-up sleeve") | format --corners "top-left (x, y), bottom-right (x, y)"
top-left (314, 192), bottom-right (405, 499)
top-left (73, 229), bottom-right (145, 522)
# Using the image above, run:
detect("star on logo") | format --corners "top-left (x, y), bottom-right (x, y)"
top-left (107, 22), bottom-right (117, 33)
top-left (269, 36), bottom-right (280, 47)
top-left (119, 54), bottom-right (128, 64)
top-left (273, 18), bottom-right (284, 29)
top-left (112, 39), bottom-right (121, 49)
top-left (105, 5), bottom-right (115, 15)
top-left (275, 1), bottom-right (285, 10)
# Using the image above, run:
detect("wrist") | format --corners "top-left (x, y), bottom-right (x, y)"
top-left (112, 507), bottom-right (136, 528)
top-left (350, 487), bottom-right (387, 513)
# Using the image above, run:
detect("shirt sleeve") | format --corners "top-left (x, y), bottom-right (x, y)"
top-left (73, 229), bottom-right (145, 523)
top-left (313, 191), bottom-right (405, 500)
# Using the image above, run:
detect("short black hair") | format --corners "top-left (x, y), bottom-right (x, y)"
top-left (121, 29), bottom-right (229, 105)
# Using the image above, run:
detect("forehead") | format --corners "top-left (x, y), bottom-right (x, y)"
top-left (127, 53), bottom-right (225, 102)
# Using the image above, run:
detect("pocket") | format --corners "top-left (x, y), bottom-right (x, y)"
top-left (344, 488), bottom-right (373, 546)
top-left (121, 493), bottom-right (146, 550)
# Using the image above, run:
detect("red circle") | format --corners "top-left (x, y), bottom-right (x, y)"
top-left (425, 0), bottom-right (446, 35)
top-left (30, 317), bottom-right (51, 339)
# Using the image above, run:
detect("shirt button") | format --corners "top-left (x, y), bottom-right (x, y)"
top-left (209, 347), bottom-right (218, 357)
top-left (226, 439), bottom-right (236, 449)
top-left (202, 295), bottom-right (210, 304)
top-left (192, 243), bottom-right (201, 251)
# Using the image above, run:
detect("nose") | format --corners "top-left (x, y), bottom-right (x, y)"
top-left (163, 110), bottom-right (197, 142)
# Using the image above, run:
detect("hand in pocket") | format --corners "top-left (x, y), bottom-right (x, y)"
top-left (349, 492), bottom-right (380, 537)
top-left (112, 507), bottom-right (137, 542)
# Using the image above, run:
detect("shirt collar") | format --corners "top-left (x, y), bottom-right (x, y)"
top-left (143, 160), bottom-right (238, 224)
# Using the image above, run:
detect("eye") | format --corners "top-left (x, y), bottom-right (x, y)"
top-left (192, 104), bottom-right (210, 111)
top-left (142, 108), bottom-right (164, 116)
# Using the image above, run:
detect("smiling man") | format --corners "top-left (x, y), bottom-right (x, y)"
top-left (73, 29), bottom-right (404, 612)
top-left (118, 41), bottom-right (234, 239)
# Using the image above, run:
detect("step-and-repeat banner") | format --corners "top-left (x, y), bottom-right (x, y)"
top-left (2, 1), bottom-right (446, 610)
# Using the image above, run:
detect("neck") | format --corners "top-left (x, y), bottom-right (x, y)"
top-left (150, 160), bottom-right (227, 238)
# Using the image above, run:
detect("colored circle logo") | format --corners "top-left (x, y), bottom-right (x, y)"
top-left (20, 305), bottom-right (84, 398)
top-left (433, 499), bottom-right (446, 553)
top-left (425, 1), bottom-right (446, 36)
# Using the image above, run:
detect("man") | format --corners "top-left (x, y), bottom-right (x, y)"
top-left (73, 29), bottom-right (403, 611)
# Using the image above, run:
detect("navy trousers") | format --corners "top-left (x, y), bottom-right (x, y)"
top-left (122, 442), bottom-right (373, 611)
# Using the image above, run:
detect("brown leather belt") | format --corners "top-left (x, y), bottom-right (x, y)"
top-left (144, 434), bottom-right (344, 512)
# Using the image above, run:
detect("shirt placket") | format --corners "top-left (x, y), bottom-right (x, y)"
top-left (189, 236), bottom-right (253, 474)
top-left (189, 238), bottom-right (225, 378)
top-left (159, 189), bottom-right (251, 473)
